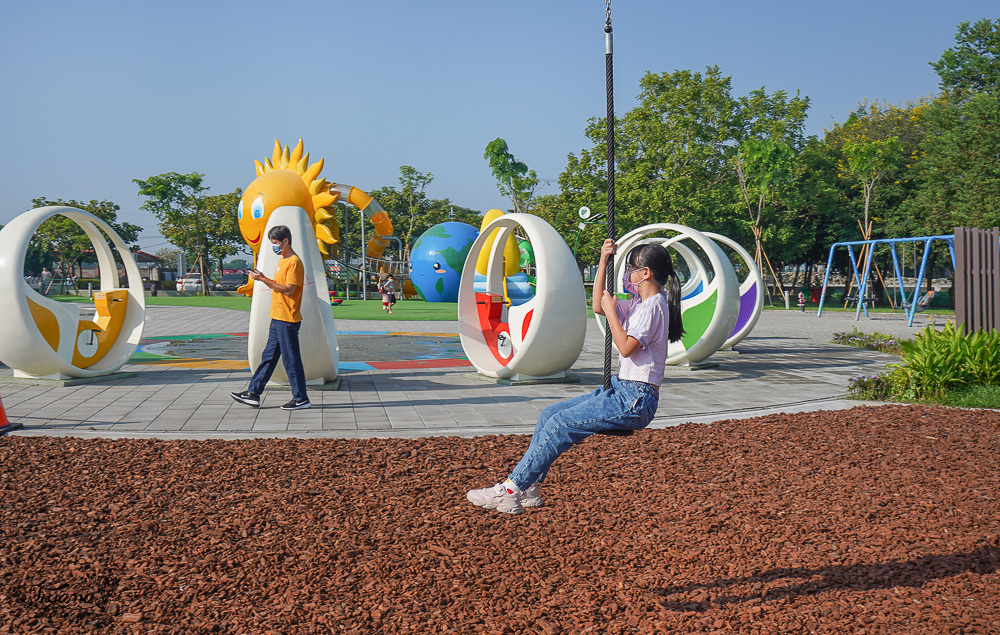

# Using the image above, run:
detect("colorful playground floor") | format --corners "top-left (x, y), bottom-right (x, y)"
top-left (130, 330), bottom-right (472, 372)
top-left (0, 305), bottom-right (932, 440)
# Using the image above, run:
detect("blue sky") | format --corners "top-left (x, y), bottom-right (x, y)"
top-left (1, 0), bottom-right (995, 254)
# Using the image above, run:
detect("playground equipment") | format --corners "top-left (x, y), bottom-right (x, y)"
top-left (818, 235), bottom-right (956, 327)
top-left (237, 139), bottom-right (394, 296)
top-left (248, 207), bottom-right (338, 386)
top-left (238, 140), bottom-right (340, 385)
top-left (598, 224), bottom-right (744, 367)
top-left (458, 213), bottom-right (586, 381)
top-left (0, 206), bottom-right (145, 379)
top-left (704, 232), bottom-right (765, 351)
top-left (472, 210), bottom-right (536, 306)
top-left (408, 221), bottom-right (479, 302)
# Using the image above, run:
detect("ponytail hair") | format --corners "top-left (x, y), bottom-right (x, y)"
top-left (625, 243), bottom-right (685, 343)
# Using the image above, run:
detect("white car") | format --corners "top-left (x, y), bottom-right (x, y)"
top-left (176, 274), bottom-right (214, 292)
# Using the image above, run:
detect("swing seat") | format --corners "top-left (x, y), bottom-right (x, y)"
top-left (596, 428), bottom-right (634, 437)
top-left (844, 295), bottom-right (876, 306)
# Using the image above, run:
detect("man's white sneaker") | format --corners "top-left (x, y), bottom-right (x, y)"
top-left (466, 483), bottom-right (522, 514)
top-left (520, 483), bottom-right (543, 508)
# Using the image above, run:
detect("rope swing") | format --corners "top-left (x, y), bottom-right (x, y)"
top-left (603, 0), bottom-right (616, 391)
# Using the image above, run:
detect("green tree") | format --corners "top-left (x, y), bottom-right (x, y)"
top-left (930, 18), bottom-right (1000, 99)
top-left (908, 20), bottom-right (1000, 233)
top-left (398, 166), bottom-right (433, 259)
top-left (154, 248), bottom-right (179, 268)
top-left (908, 94), bottom-right (1000, 232)
top-left (825, 99), bottom-right (931, 241)
top-left (548, 66), bottom-right (815, 278)
top-left (731, 139), bottom-right (795, 294)
top-left (202, 189), bottom-right (245, 277)
top-left (28, 197), bottom-right (142, 280)
top-left (133, 173), bottom-right (242, 291)
top-left (484, 138), bottom-right (539, 213)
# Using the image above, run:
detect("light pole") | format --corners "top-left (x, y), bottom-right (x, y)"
top-left (573, 206), bottom-right (606, 263)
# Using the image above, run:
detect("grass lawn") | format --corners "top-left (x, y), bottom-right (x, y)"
top-left (47, 294), bottom-right (459, 321)
top-left (762, 304), bottom-right (954, 315)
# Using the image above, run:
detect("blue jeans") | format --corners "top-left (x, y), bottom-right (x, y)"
top-left (508, 375), bottom-right (660, 491)
top-left (248, 319), bottom-right (307, 401)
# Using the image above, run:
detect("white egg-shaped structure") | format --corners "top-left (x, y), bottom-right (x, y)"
top-left (247, 206), bottom-right (338, 385)
top-left (0, 206), bottom-right (145, 379)
top-left (458, 213), bottom-right (586, 380)
top-left (601, 224), bottom-right (740, 366)
top-left (704, 232), bottom-right (764, 350)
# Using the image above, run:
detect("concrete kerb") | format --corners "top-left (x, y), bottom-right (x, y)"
top-left (1, 305), bottom-right (945, 440)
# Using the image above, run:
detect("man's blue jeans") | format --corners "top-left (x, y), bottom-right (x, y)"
top-left (508, 375), bottom-right (660, 491)
top-left (248, 319), bottom-right (307, 401)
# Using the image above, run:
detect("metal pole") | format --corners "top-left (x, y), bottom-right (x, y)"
top-left (360, 215), bottom-right (367, 301)
top-left (603, 5), bottom-right (615, 392)
top-left (816, 242), bottom-right (839, 317)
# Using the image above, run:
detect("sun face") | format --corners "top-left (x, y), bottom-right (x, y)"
top-left (239, 139), bottom-right (341, 260)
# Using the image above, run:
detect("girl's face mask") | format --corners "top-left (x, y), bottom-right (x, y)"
top-left (622, 266), bottom-right (638, 295)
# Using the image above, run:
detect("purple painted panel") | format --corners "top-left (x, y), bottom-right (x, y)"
top-left (729, 284), bottom-right (757, 338)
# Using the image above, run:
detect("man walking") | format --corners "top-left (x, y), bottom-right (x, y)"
top-left (231, 225), bottom-right (312, 410)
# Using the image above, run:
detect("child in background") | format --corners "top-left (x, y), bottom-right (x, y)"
top-left (379, 275), bottom-right (397, 313)
top-left (467, 238), bottom-right (684, 514)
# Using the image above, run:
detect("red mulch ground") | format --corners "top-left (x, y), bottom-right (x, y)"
top-left (2, 404), bottom-right (999, 634)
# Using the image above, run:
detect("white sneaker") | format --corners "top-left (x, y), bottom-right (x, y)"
top-left (520, 483), bottom-right (543, 508)
top-left (466, 483), bottom-right (522, 514)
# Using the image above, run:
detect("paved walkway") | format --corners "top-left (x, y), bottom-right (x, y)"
top-left (1, 305), bottom-right (943, 440)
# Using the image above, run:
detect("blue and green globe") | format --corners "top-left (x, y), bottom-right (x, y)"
top-left (408, 222), bottom-right (479, 302)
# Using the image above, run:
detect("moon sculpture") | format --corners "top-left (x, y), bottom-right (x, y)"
top-left (0, 206), bottom-right (145, 379)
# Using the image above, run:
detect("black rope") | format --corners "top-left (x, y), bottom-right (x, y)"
top-left (603, 6), bottom-right (615, 392)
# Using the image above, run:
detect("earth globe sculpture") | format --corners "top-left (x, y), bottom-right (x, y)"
top-left (409, 221), bottom-right (479, 302)
top-left (0, 206), bottom-right (145, 379)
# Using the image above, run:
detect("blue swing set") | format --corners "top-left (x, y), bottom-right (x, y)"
top-left (817, 235), bottom-right (957, 327)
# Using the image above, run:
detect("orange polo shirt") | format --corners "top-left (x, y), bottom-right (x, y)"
top-left (270, 254), bottom-right (304, 323)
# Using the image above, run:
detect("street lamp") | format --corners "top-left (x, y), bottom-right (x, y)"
top-left (573, 206), bottom-right (606, 260)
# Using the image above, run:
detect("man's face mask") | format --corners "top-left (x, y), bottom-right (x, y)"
top-left (272, 241), bottom-right (284, 255)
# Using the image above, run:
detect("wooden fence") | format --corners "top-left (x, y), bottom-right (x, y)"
top-left (953, 226), bottom-right (1000, 334)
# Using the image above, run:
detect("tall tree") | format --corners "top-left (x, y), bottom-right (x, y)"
top-left (909, 19), bottom-right (1000, 233)
top-left (825, 99), bottom-right (931, 240)
top-left (398, 166), bottom-right (433, 259)
top-left (930, 18), bottom-right (1000, 100)
top-left (133, 173), bottom-right (242, 291)
top-left (484, 138), bottom-right (539, 214)
top-left (731, 138), bottom-right (795, 295)
top-left (28, 197), bottom-right (142, 281)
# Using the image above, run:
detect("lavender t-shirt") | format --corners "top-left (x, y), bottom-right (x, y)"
top-left (615, 293), bottom-right (670, 386)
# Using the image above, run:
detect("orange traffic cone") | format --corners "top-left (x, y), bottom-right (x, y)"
top-left (0, 393), bottom-right (24, 435)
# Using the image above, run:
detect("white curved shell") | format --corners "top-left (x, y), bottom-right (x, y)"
top-left (0, 206), bottom-right (145, 379)
top-left (458, 213), bottom-right (586, 380)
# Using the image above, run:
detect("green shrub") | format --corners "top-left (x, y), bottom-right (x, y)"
top-left (894, 323), bottom-right (1000, 400)
top-left (940, 385), bottom-right (1000, 409)
top-left (832, 327), bottom-right (904, 355)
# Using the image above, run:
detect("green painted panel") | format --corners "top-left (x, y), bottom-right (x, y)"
top-left (680, 289), bottom-right (717, 349)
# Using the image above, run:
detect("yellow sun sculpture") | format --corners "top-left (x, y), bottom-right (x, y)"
top-left (237, 139), bottom-right (341, 296)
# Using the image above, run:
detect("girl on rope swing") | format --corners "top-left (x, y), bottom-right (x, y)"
top-left (466, 238), bottom-right (685, 514)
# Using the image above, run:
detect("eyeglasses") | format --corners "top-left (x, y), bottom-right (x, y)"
top-left (625, 265), bottom-right (647, 274)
